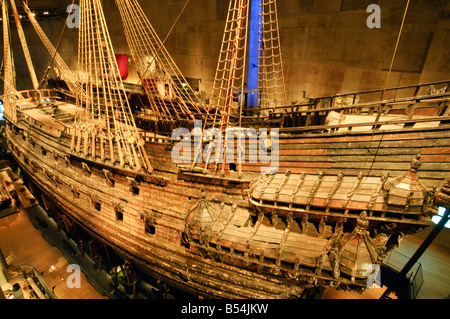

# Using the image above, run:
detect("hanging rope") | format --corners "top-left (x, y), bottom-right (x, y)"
top-left (2, 0), bottom-right (18, 122)
top-left (382, 0), bottom-right (410, 93)
top-left (362, 0), bottom-right (410, 178)
top-left (161, 0), bottom-right (191, 45)
top-left (75, 0), bottom-right (152, 172)
top-left (258, 0), bottom-right (287, 110)
top-left (209, 0), bottom-right (287, 131)
top-left (35, 0), bottom-right (74, 90)
top-left (115, 0), bottom-right (207, 125)
top-left (198, 0), bottom-right (288, 173)
top-left (23, 0), bottom-right (87, 102)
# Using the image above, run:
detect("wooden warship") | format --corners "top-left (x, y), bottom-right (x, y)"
top-left (2, 0), bottom-right (449, 299)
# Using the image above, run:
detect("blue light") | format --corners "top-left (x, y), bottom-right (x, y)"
top-left (0, 100), bottom-right (4, 121)
top-left (247, 0), bottom-right (260, 108)
top-left (432, 206), bottom-right (450, 229)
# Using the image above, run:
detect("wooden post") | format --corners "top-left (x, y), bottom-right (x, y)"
top-left (91, 130), bottom-right (96, 159)
top-left (413, 84), bottom-right (420, 97)
top-left (0, 248), bottom-right (8, 270)
top-left (406, 102), bottom-right (417, 120)
top-left (113, 266), bottom-right (118, 287)
top-left (80, 240), bottom-right (84, 258)
top-left (373, 104), bottom-right (384, 130)
top-left (56, 213), bottom-right (62, 231)
top-left (443, 102), bottom-right (450, 117)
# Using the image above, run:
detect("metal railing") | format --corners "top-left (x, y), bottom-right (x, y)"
top-left (383, 249), bottom-right (424, 299)
top-left (410, 263), bottom-right (424, 299)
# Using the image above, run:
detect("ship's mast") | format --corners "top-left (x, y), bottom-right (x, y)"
top-left (257, 0), bottom-right (287, 109)
top-left (210, 0), bottom-right (287, 130)
top-left (210, 0), bottom-right (249, 133)
top-left (201, 0), bottom-right (287, 174)
top-left (1, 0), bottom-right (19, 123)
top-left (9, 0), bottom-right (39, 92)
top-left (23, 2), bottom-right (87, 102)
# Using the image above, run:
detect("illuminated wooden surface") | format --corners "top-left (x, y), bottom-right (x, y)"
top-left (0, 208), bottom-right (107, 299)
top-left (323, 230), bottom-right (450, 299)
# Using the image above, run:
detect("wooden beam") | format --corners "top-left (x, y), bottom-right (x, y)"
top-left (9, 0), bottom-right (39, 90)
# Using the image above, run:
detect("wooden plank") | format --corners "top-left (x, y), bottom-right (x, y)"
top-left (280, 132), bottom-right (425, 144)
top-left (329, 161), bottom-right (450, 170)
top-left (241, 162), bottom-right (332, 168)
top-left (421, 154), bottom-right (450, 162)
top-left (279, 137), bottom-right (450, 150)
top-left (414, 108), bottom-right (438, 115)
top-left (278, 149), bottom-right (327, 156)
top-left (327, 148), bottom-right (422, 156)
top-left (242, 166), bottom-right (321, 174)
top-left (420, 147), bottom-right (450, 155)
top-left (276, 154), bottom-right (448, 163)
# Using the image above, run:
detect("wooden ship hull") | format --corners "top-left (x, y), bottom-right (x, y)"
top-left (2, 0), bottom-right (449, 299)
top-left (5, 88), bottom-right (448, 298)
top-left (4, 99), bottom-right (337, 298)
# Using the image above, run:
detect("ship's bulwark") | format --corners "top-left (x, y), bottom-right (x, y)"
top-left (5, 91), bottom-right (448, 298)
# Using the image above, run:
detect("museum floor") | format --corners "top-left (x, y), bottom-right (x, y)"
top-left (1, 207), bottom-right (449, 299)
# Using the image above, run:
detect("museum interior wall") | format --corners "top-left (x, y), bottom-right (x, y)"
top-left (2, 0), bottom-right (450, 104)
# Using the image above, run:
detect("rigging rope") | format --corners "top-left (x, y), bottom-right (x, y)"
top-left (200, 0), bottom-right (288, 174)
top-left (115, 0), bottom-right (206, 125)
top-left (75, 0), bottom-right (152, 172)
top-left (115, 0), bottom-right (208, 129)
top-left (362, 0), bottom-right (410, 179)
top-left (383, 0), bottom-right (410, 94)
top-left (2, 0), bottom-right (18, 122)
top-left (161, 0), bottom-right (191, 45)
top-left (209, 0), bottom-right (287, 132)
top-left (36, 0), bottom-right (74, 90)
top-left (24, 1), bottom-right (87, 101)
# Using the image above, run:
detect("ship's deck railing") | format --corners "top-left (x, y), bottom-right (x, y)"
top-left (15, 89), bottom-right (62, 104)
top-left (264, 91), bottom-right (450, 133)
top-left (236, 81), bottom-right (450, 132)
top-left (275, 92), bottom-right (450, 119)
top-left (277, 114), bottom-right (450, 135)
top-left (140, 131), bottom-right (172, 144)
top-left (260, 80), bottom-right (450, 113)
